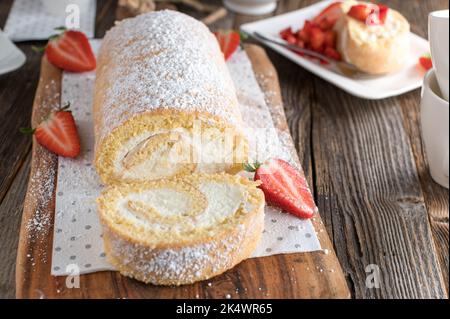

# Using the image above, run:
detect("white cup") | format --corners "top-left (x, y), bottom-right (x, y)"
top-left (0, 29), bottom-right (26, 75)
top-left (420, 69), bottom-right (449, 189)
top-left (41, 0), bottom-right (90, 17)
top-left (429, 10), bottom-right (449, 101)
top-left (223, 0), bottom-right (277, 15)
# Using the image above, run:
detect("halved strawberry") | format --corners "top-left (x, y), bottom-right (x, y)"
top-left (45, 29), bottom-right (96, 72)
top-left (309, 27), bottom-right (326, 52)
top-left (21, 103), bottom-right (80, 158)
top-left (377, 4), bottom-right (389, 24)
top-left (347, 4), bottom-right (372, 22)
top-left (419, 54), bottom-right (433, 71)
top-left (245, 159), bottom-right (317, 219)
top-left (214, 30), bottom-right (240, 61)
top-left (313, 1), bottom-right (343, 30)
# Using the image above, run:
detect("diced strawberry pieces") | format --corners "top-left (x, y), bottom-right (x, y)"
top-left (317, 18), bottom-right (333, 31)
top-left (309, 27), bottom-right (325, 52)
top-left (303, 20), bottom-right (315, 33)
top-left (280, 27), bottom-right (298, 44)
top-left (280, 27), bottom-right (295, 40)
top-left (297, 28), bottom-right (310, 43)
top-left (324, 30), bottom-right (336, 48)
top-left (214, 30), bottom-right (240, 61)
top-left (296, 39), bottom-right (305, 49)
top-left (252, 159), bottom-right (317, 219)
top-left (324, 46), bottom-right (342, 61)
top-left (278, 3), bottom-right (345, 66)
top-left (419, 55), bottom-right (433, 70)
top-left (286, 34), bottom-right (297, 44)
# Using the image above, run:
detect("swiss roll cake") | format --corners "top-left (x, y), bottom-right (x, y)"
top-left (93, 11), bottom-right (248, 184)
top-left (97, 174), bottom-right (265, 285)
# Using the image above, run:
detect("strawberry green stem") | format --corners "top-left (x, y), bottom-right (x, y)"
top-left (243, 161), bottom-right (261, 172)
top-left (31, 46), bottom-right (46, 53)
top-left (60, 102), bottom-right (71, 111)
top-left (19, 127), bottom-right (36, 135)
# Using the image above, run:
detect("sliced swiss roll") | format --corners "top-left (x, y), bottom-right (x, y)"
top-left (97, 174), bottom-right (265, 285)
top-left (94, 11), bottom-right (248, 184)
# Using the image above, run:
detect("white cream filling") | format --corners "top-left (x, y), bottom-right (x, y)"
top-left (349, 12), bottom-right (403, 45)
top-left (114, 129), bottom-right (234, 180)
top-left (116, 181), bottom-right (251, 233)
top-left (126, 188), bottom-right (193, 217)
top-left (114, 129), bottom-right (185, 180)
top-left (195, 182), bottom-right (245, 228)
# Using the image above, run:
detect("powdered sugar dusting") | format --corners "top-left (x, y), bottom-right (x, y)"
top-left (24, 145), bottom-right (57, 263)
top-left (95, 10), bottom-right (242, 145)
top-left (106, 215), bottom-right (263, 285)
top-left (228, 51), bottom-right (298, 169)
top-left (24, 76), bottom-right (60, 253)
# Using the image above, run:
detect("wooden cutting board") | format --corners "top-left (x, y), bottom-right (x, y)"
top-left (15, 44), bottom-right (350, 299)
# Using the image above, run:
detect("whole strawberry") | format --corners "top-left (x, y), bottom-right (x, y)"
top-left (419, 54), bottom-right (433, 71)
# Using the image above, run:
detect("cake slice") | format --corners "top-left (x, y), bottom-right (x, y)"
top-left (97, 173), bottom-right (265, 285)
top-left (335, 1), bottom-right (410, 74)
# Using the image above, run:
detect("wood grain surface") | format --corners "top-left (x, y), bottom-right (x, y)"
top-left (1, 0), bottom-right (448, 299)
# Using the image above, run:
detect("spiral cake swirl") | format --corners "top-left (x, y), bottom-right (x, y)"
top-left (97, 174), bottom-right (265, 285)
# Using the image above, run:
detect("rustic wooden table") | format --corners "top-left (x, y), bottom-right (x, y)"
top-left (0, 0), bottom-right (448, 299)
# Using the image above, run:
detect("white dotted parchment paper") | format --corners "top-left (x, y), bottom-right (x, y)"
top-left (3, 0), bottom-right (96, 42)
top-left (51, 40), bottom-right (321, 276)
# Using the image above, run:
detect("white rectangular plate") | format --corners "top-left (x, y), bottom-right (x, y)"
top-left (241, 0), bottom-right (429, 100)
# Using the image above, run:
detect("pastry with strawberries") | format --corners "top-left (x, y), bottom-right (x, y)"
top-left (335, 1), bottom-right (410, 74)
top-left (280, 1), bottom-right (410, 74)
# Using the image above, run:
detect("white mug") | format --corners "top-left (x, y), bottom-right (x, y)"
top-left (223, 0), bottom-right (277, 15)
top-left (420, 69), bottom-right (449, 189)
top-left (429, 10), bottom-right (449, 101)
